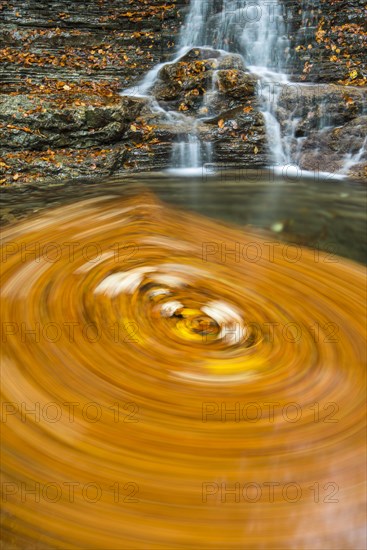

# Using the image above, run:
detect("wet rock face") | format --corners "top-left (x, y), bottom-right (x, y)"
top-left (151, 48), bottom-right (256, 116)
top-left (146, 48), bottom-right (269, 170)
top-left (276, 83), bottom-right (367, 177)
top-left (0, 90), bottom-right (147, 184)
top-left (298, 115), bottom-right (367, 178)
top-left (203, 110), bottom-right (268, 167)
top-left (0, 95), bottom-right (145, 150)
top-left (277, 83), bottom-right (366, 135)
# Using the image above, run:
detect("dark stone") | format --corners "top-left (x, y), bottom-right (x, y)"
top-left (276, 83), bottom-right (366, 133)
top-left (0, 94), bottom-right (146, 151)
top-left (281, 0), bottom-right (366, 85)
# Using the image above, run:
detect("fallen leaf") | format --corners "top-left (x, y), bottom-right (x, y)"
top-left (218, 119), bottom-right (225, 128)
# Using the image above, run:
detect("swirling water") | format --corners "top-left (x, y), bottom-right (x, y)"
top-left (1, 174), bottom-right (366, 548)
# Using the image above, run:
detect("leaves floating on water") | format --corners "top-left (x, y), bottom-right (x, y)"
top-left (1, 193), bottom-right (366, 549)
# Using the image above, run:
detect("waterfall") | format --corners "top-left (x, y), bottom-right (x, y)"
top-left (122, 0), bottom-right (364, 178)
top-left (174, 0), bottom-right (290, 172)
top-left (179, 0), bottom-right (210, 48)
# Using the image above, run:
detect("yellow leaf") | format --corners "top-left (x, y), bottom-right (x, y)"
top-left (130, 124), bottom-right (137, 132)
top-left (218, 119), bottom-right (225, 128)
top-left (254, 146), bottom-right (258, 154)
top-left (349, 70), bottom-right (358, 80)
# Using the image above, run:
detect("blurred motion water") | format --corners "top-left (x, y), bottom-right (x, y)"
top-left (1, 175), bottom-right (366, 549)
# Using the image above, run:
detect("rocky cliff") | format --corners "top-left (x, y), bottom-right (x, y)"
top-left (284, 0), bottom-right (366, 86)
top-left (0, 0), bottom-right (366, 184)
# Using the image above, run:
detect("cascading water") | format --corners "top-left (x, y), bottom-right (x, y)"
top-left (171, 132), bottom-right (201, 171)
top-left (121, 0), bottom-right (289, 172)
top-left (174, 0), bottom-right (290, 171)
top-left (341, 136), bottom-right (367, 175)
top-left (130, 0), bottom-right (291, 171)
top-left (123, 0), bottom-right (365, 177)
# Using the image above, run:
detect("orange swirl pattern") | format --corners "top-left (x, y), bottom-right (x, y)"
top-left (1, 193), bottom-right (366, 549)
